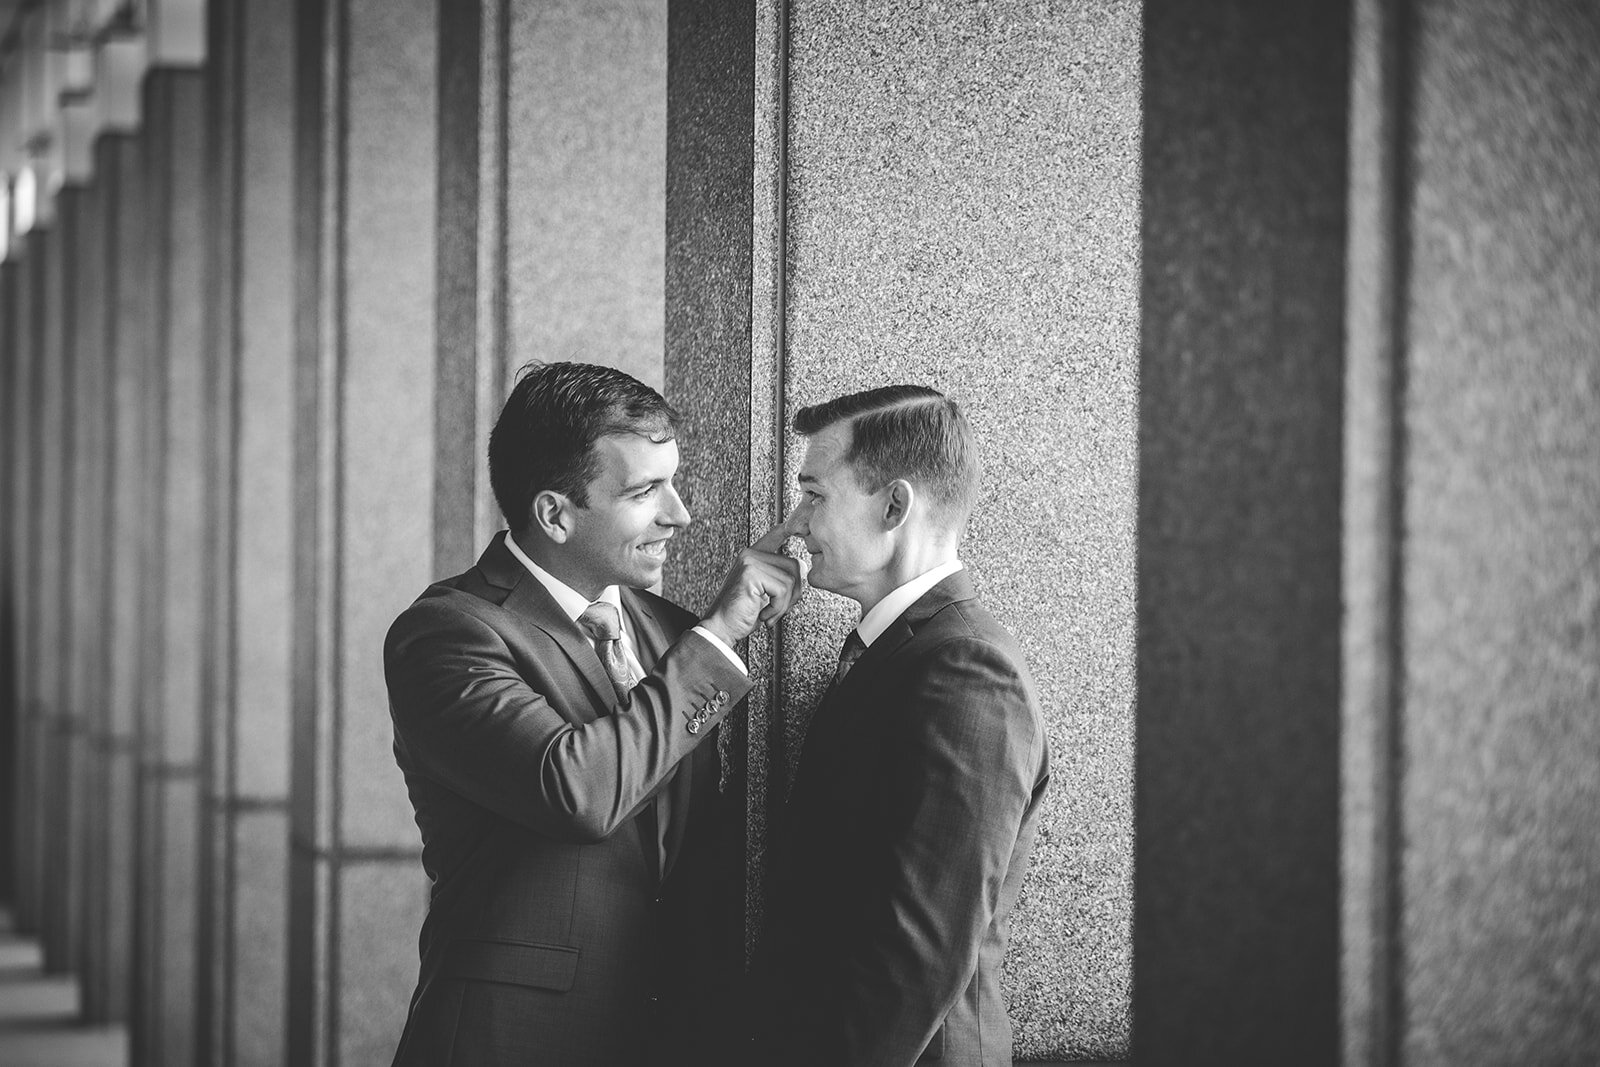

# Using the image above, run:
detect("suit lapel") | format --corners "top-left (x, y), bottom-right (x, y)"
top-left (809, 570), bottom-right (981, 731)
top-left (478, 532), bottom-right (616, 721)
top-left (622, 588), bottom-right (696, 881)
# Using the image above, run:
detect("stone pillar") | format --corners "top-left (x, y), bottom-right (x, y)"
top-left (38, 192), bottom-right (80, 976)
top-left (0, 256), bottom-right (15, 909)
top-left (68, 136), bottom-right (113, 1023)
top-left (287, 0), bottom-right (440, 1061)
top-left (1134, 2), bottom-right (1348, 1062)
top-left (134, 65), bottom-right (209, 1067)
top-left (12, 229), bottom-right (48, 939)
top-left (4, 245), bottom-right (33, 930)
top-left (99, 123), bottom-right (146, 1028)
top-left (1345, 2), bottom-right (1600, 1063)
top-left (667, 1), bottom-right (1142, 1059)
top-left (660, 0), bottom-right (756, 973)
top-left (199, 0), bottom-right (297, 1061)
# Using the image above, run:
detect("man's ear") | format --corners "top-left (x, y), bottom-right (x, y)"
top-left (882, 479), bottom-right (915, 531)
top-left (531, 490), bottom-right (574, 544)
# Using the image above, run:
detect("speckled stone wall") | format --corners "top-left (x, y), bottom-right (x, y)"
top-left (1393, 3), bottom-right (1600, 1061)
top-left (505, 0), bottom-right (666, 388)
top-left (1135, 1), bottom-right (1347, 1063)
top-left (669, 1), bottom-right (1143, 1059)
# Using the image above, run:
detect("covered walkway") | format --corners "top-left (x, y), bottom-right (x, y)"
top-left (0, 906), bottom-right (126, 1067)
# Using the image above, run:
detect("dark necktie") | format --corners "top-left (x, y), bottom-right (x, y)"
top-left (834, 629), bottom-right (867, 687)
top-left (577, 599), bottom-right (668, 876)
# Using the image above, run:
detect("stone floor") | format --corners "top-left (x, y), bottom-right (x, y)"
top-left (0, 907), bottom-right (127, 1067)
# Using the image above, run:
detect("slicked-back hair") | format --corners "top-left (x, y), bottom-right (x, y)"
top-left (489, 361), bottom-right (681, 532)
top-left (793, 384), bottom-right (980, 528)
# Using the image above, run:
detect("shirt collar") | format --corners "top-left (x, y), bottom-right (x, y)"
top-left (855, 559), bottom-right (963, 648)
top-left (503, 530), bottom-right (623, 623)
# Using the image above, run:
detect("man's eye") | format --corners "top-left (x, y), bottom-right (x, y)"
top-left (635, 486), bottom-right (657, 500)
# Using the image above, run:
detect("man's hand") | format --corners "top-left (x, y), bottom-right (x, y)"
top-left (699, 514), bottom-right (804, 646)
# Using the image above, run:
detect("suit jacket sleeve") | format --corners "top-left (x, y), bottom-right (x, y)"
top-left (836, 636), bottom-right (1045, 1065)
top-left (385, 597), bottom-right (751, 842)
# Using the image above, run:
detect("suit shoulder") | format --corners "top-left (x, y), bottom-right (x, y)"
top-left (925, 597), bottom-right (1025, 658)
top-left (386, 577), bottom-right (499, 648)
top-left (908, 599), bottom-right (1042, 700)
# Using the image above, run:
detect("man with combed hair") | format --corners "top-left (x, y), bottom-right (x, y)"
top-left (754, 384), bottom-right (1050, 1067)
top-left (385, 361), bottom-right (800, 1066)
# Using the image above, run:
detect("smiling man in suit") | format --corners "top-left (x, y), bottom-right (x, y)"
top-left (755, 385), bottom-right (1051, 1067)
top-left (385, 361), bottom-right (800, 1066)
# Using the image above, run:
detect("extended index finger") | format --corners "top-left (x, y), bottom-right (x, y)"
top-left (750, 509), bottom-right (801, 554)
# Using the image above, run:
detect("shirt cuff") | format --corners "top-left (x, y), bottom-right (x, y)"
top-left (691, 625), bottom-right (748, 674)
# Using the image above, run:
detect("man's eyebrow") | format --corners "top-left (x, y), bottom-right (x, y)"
top-left (619, 475), bottom-right (666, 493)
top-left (797, 471), bottom-right (819, 485)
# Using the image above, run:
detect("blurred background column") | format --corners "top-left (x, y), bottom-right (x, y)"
top-left (35, 11), bottom-right (80, 974)
top-left (94, 28), bottom-right (147, 1030)
top-left (1344, 2), bottom-right (1600, 1063)
top-left (133, 1), bottom-right (207, 1063)
top-left (1134, 2), bottom-right (1349, 1062)
top-left (1, 13), bottom-right (50, 937)
top-left (59, 27), bottom-right (110, 1021)
top-left (286, 0), bottom-right (440, 1062)
top-left (198, 0), bottom-right (296, 1062)
top-left (0, 78), bottom-right (20, 924)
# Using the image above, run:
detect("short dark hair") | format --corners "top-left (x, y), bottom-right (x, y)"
top-left (793, 384), bottom-right (979, 527)
top-left (489, 361), bottom-right (680, 531)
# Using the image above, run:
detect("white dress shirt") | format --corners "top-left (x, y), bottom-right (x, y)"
top-left (855, 558), bottom-right (964, 648)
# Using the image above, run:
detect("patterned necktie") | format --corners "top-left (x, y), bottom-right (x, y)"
top-left (577, 599), bottom-right (668, 877)
top-left (834, 629), bottom-right (867, 687)
top-left (577, 601), bottom-right (636, 704)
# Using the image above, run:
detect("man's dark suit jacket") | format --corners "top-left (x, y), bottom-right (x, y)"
top-left (384, 531), bottom-right (750, 1066)
top-left (757, 571), bottom-right (1050, 1066)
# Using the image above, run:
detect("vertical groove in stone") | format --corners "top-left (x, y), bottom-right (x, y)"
top-left (1379, 3), bottom-right (1414, 1064)
top-left (740, 0), bottom-right (785, 962)
top-left (1345, 0), bottom-right (1410, 1063)
top-left (764, 0), bottom-right (790, 819)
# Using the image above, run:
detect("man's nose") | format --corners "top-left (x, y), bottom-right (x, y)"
top-left (659, 483), bottom-right (690, 528)
top-left (789, 499), bottom-right (812, 536)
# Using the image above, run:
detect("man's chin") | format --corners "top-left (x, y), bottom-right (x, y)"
top-left (626, 560), bottom-right (667, 589)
